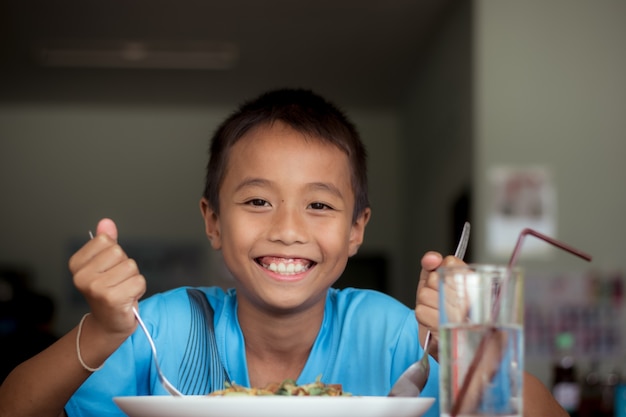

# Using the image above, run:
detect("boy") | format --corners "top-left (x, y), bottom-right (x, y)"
top-left (0, 89), bottom-right (565, 417)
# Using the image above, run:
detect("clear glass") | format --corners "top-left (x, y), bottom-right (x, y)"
top-left (438, 264), bottom-right (524, 417)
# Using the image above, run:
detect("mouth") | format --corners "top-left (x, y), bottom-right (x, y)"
top-left (256, 256), bottom-right (315, 276)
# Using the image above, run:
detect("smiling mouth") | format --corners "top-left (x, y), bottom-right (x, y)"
top-left (256, 256), bottom-right (314, 276)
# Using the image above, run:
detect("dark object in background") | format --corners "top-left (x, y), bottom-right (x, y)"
top-left (452, 185), bottom-right (472, 262)
top-left (335, 254), bottom-right (388, 293)
top-left (0, 266), bottom-right (58, 382)
top-left (551, 332), bottom-right (581, 417)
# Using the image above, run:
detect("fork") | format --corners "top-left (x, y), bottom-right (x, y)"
top-left (88, 231), bottom-right (183, 396)
top-left (132, 306), bottom-right (184, 396)
top-left (388, 221), bottom-right (470, 397)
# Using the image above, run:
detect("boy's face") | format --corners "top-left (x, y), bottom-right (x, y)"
top-left (200, 121), bottom-right (370, 314)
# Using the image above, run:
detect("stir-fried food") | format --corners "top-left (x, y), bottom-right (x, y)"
top-left (209, 377), bottom-right (350, 396)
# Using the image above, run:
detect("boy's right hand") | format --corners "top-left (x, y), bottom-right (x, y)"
top-left (69, 218), bottom-right (146, 339)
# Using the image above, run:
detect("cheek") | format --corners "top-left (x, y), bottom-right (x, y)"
top-left (316, 224), bottom-right (352, 255)
top-left (221, 216), bottom-right (258, 249)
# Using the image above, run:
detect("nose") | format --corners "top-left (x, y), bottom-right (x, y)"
top-left (267, 204), bottom-right (308, 245)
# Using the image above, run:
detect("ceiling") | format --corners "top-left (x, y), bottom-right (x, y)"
top-left (1, 0), bottom-right (455, 107)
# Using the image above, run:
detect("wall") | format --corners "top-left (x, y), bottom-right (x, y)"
top-left (473, 0), bottom-right (626, 382)
top-left (0, 101), bottom-right (401, 333)
top-left (4, 0), bottom-right (622, 390)
top-left (398, 0), bottom-right (473, 305)
top-left (399, 0), bottom-right (626, 385)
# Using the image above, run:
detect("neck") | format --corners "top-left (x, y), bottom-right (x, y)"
top-left (237, 300), bottom-right (326, 388)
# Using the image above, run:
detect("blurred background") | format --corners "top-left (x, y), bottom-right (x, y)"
top-left (1, 0), bottom-right (625, 404)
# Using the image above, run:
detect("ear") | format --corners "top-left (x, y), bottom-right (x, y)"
top-left (348, 207), bottom-right (371, 257)
top-left (199, 197), bottom-right (222, 250)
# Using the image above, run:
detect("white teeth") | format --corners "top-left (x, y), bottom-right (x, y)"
top-left (265, 261), bottom-right (309, 275)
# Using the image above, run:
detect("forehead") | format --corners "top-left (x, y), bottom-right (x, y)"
top-left (233, 121), bottom-right (348, 163)
top-left (223, 121), bottom-right (353, 188)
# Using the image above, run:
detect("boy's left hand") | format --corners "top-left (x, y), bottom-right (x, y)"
top-left (415, 251), bottom-right (465, 361)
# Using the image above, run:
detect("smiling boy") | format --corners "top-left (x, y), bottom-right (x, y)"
top-left (200, 119), bottom-right (370, 387)
top-left (0, 88), bottom-right (566, 417)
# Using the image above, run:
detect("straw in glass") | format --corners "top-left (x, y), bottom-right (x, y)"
top-left (449, 228), bottom-right (592, 417)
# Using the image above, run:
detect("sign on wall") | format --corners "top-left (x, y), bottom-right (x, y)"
top-left (486, 166), bottom-right (557, 259)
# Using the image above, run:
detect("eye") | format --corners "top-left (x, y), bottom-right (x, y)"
top-left (246, 198), bottom-right (270, 207)
top-left (309, 202), bottom-right (333, 210)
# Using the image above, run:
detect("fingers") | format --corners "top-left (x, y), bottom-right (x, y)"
top-left (415, 252), bottom-right (443, 353)
top-left (421, 251), bottom-right (443, 272)
top-left (415, 251), bottom-right (469, 357)
top-left (417, 252), bottom-right (442, 293)
top-left (415, 287), bottom-right (438, 339)
top-left (96, 218), bottom-right (118, 241)
top-left (416, 253), bottom-right (468, 308)
top-left (69, 218), bottom-right (146, 335)
top-left (75, 252), bottom-right (142, 296)
top-left (69, 233), bottom-right (117, 275)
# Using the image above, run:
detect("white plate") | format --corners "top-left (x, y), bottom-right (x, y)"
top-left (114, 395), bottom-right (435, 417)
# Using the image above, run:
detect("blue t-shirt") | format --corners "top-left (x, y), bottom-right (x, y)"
top-left (65, 286), bottom-right (440, 417)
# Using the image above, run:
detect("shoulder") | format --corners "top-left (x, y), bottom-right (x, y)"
top-left (140, 286), bottom-right (230, 309)
top-left (137, 286), bottom-right (233, 327)
top-left (329, 287), bottom-right (411, 313)
top-left (322, 288), bottom-right (420, 370)
top-left (327, 287), bottom-right (416, 330)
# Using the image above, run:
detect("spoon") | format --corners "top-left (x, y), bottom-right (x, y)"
top-left (388, 221), bottom-right (470, 397)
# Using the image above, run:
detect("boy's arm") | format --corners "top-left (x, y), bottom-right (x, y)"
top-left (0, 218), bottom-right (145, 417)
top-left (523, 372), bottom-right (568, 417)
top-left (0, 317), bottom-right (127, 417)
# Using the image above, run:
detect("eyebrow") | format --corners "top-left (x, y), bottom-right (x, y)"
top-left (234, 177), bottom-right (345, 199)
top-left (307, 182), bottom-right (345, 199)
top-left (234, 177), bottom-right (272, 193)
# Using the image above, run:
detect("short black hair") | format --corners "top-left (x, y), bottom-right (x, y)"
top-left (203, 88), bottom-right (369, 222)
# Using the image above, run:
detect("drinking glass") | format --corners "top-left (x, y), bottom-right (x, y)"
top-left (438, 264), bottom-right (524, 417)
